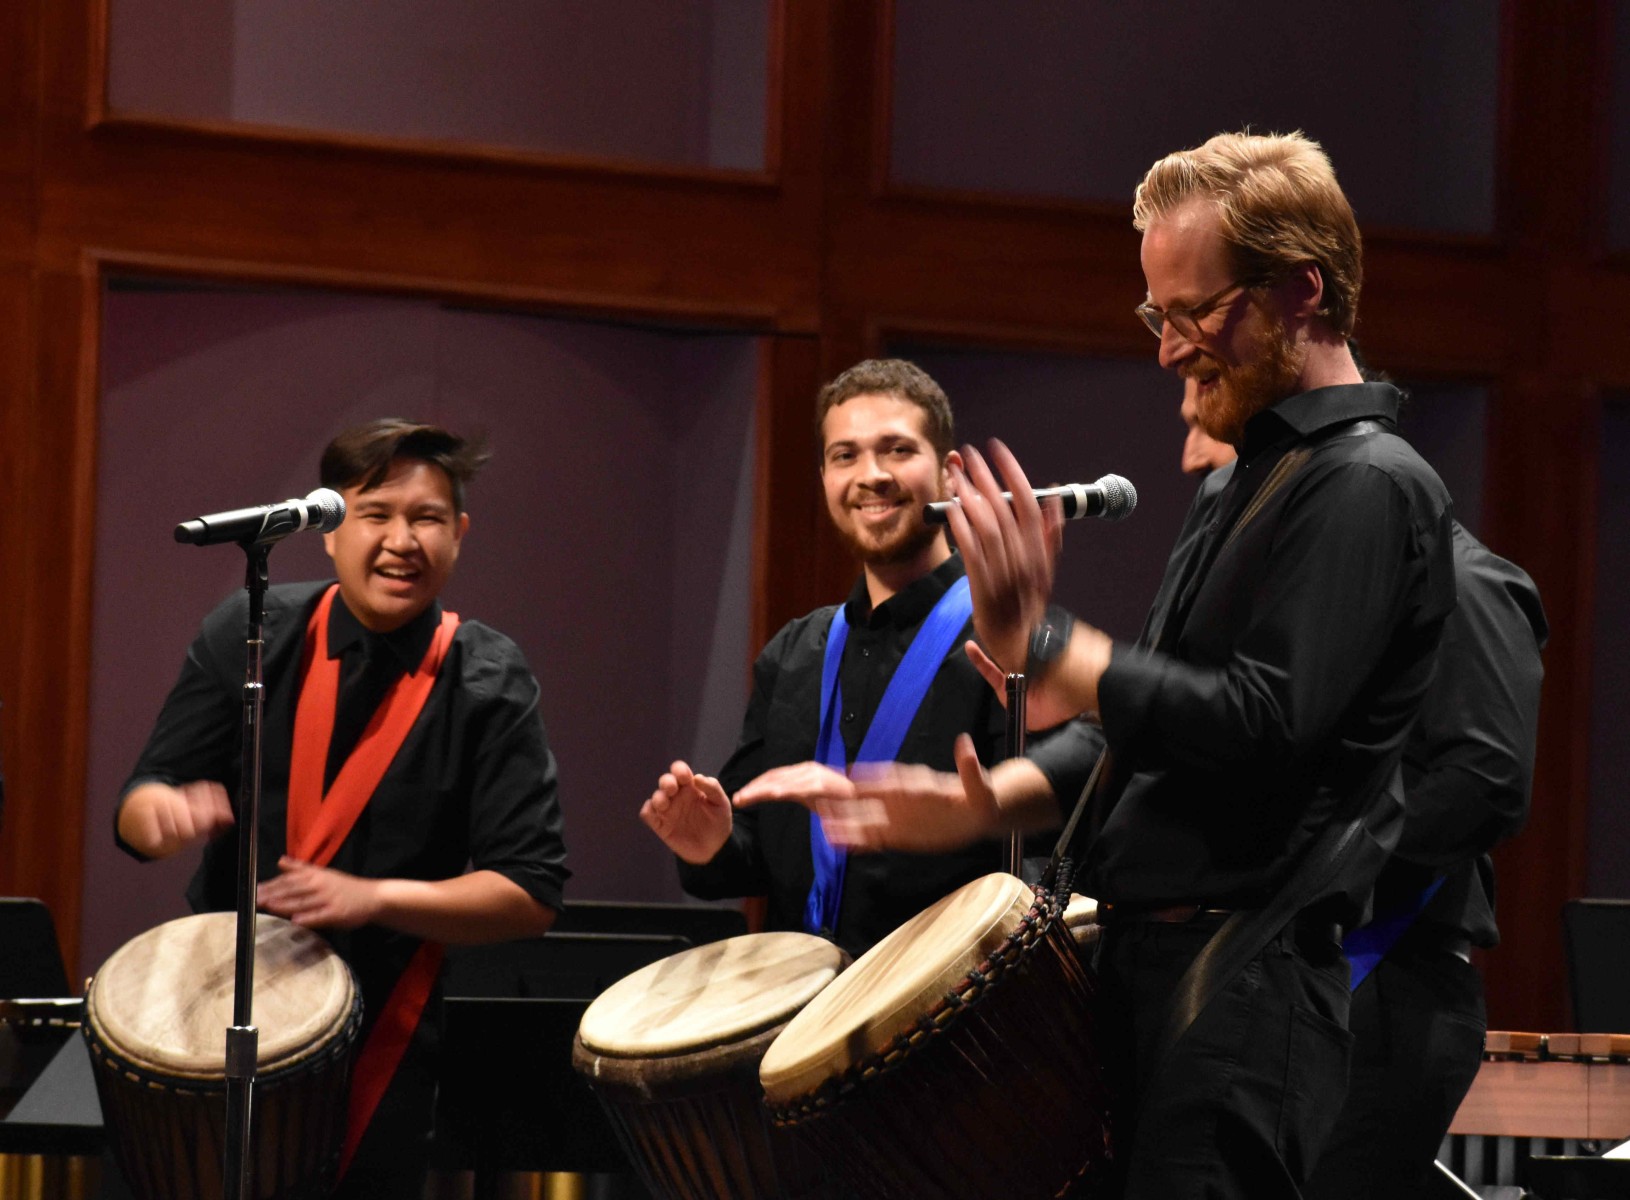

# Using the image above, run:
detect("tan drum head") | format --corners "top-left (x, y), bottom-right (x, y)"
top-left (760, 872), bottom-right (1034, 1103)
top-left (86, 913), bottom-right (354, 1079)
top-left (578, 932), bottom-right (846, 1059)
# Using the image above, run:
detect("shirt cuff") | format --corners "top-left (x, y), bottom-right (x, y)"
top-left (1096, 641), bottom-right (1163, 752)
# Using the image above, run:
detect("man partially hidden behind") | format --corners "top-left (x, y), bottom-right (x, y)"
top-left (640, 359), bottom-right (1008, 958)
top-left (1177, 355), bottom-right (1549, 1195)
top-left (744, 133), bottom-right (1459, 1197)
top-left (116, 420), bottom-right (568, 1197)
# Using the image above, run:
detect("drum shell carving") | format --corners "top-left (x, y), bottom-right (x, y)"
top-left (571, 931), bottom-right (847, 1200)
top-left (82, 914), bottom-right (362, 1200)
top-left (765, 881), bottom-right (1114, 1199)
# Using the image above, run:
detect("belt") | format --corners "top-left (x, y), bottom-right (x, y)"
top-left (1098, 903), bottom-right (1344, 947)
top-left (1096, 903), bottom-right (1232, 926)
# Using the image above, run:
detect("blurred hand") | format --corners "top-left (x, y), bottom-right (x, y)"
top-left (944, 440), bottom-right (1063, 676)
top-left (118, 779), bottom-right (234, 859)
top-left (813, 734), bottom-right (1002, 853)
top-left (257, 857), bottom-right (381, 930)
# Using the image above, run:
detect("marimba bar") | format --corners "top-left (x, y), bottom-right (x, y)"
top-left (1441, 1032), bottom-right (1630, 1190)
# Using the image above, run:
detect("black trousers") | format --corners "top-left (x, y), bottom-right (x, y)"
top-left (331, 1035), bottom-right (437, 1200)
top-left (1302, 943), bottom-right (1485, 1200)
top-left (1096, 917), bottom-right (1353, 1200)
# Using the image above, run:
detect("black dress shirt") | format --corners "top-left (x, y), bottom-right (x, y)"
top-left (1031, 383), bottom-right (1456, 924)
top-left (1381, 521), bottom-right (1547, 947)
top-left (678, 554), bottom-right (1009, 957)
top-left (117, 580), bottom-right (569, 1000)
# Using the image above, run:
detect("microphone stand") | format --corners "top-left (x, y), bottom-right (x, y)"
top-left (223, 538), bottom-right (271, 1200)
top-left (1004, 674), bottom-right (1027, 877)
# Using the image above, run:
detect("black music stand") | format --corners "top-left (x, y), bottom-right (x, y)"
top-left (548, 900), bottom-right (747, 944)
top-left (1563, 898), bottom-right (1630, 1033)
top-left (435, 927), bottom-right (711, 1198)
top-left (0, 898), bottom-right (71, 998)
top-left (1525, 1153), bottom-right (1630, 1199)
top-left (1, 898), bottom-right (76, 1121)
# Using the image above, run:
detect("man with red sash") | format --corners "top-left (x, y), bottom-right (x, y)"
top-left (117, 419), bottom-right (568, 1197)
top-left (640, 359), bottom-right (1010, 958)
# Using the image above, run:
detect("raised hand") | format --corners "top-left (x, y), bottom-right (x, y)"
top-left (118, 779), bottom-right (235, 859)
top-left (640, 760), bottom-right (733, 864)
top-left (944, 440), bottom-right (1063, 676)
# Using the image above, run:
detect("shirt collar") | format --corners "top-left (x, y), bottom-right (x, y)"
top-left (1239, 381), bottom-right (1401, 462)
top-left (843, 553), bottom-right (966, 630)
top-left (327, 589), bottom-right (442, 671)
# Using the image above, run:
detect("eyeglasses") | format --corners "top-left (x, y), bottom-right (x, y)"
top-left (1135, 279), bottom-right (1256, 342)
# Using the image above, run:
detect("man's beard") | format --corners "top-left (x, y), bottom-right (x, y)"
top-left (835, 493), bottom-right (943, 567)
top-left (1191, 312), bottom-right (1304, 446)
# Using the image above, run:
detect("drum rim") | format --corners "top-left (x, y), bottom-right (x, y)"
top-left (83, 983), bottom-right (363, 1090)
top-left (766, 883), bottom-right (1067, 1123)
top-left (576, 931), bottom-right (848, 1059)
top-left (85, 913), bottom-right (358, 1079)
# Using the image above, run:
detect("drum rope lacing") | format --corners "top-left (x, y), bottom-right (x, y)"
top-left (769, 884), bottom-right (1069, 1124)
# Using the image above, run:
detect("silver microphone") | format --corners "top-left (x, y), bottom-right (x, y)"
top-left (175, 488), bottom-right (347, 546)
top-left (924, 474), bottom-right (1137, 525)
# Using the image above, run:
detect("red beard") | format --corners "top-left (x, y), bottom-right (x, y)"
top-left (1188, 310), bottom-right (1304, 446)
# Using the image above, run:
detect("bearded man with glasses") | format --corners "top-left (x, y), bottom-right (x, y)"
top-left (741, 131), bottom-right (1460, 1198)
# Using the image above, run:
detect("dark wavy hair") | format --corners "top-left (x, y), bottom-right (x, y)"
top-left (814, 359), bottom-right (955, 462)
top-left (319, 418), bottom-right (491, 513)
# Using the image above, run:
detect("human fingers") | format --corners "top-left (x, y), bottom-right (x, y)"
top-left (964, 640), bottom-right (1009, 701)
top-left (955, 448), bottom-right (1016, 578)
top-left (814, 798), bottom-right (889, 851)
top-left (734, 762), bottom-right (855, 810)
top-left (987, 439), bottom-right (1055, 597)
top-left (182, 780), bottom-right (234, 835)
top-left (670, 761), bottom-right (696, 789)
top-left (692, 774), bottom-right (729, 807)
top-left (148, 795), bottom-right (186, 854)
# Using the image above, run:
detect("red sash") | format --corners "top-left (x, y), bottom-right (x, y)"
top-left (287, 584), bottom-right (459, 1177)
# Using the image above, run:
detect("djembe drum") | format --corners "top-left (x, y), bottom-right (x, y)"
top-left (82, 913), bottom-right (361, 1200)
top-left (571, 931), bottom-right (848, 1200)
top-left (760, 873), bottom-right (1113, 1199)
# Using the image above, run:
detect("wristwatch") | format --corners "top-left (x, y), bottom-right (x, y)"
top-left (1024, 606), bottom-right (1075, 680)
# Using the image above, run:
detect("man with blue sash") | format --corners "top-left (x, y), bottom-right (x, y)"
top-left (640, 359), bottom-right (1008, 958)
top-left (1307, 508), bottom-right (1547, 1198)
top-left (1177, 368), bottom-right (1549, 1197)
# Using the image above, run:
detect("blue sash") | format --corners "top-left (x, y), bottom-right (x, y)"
top-left (804, 575), bottom-right (974, 936)
top-left (1342, 876), bottom-right (1446, 990)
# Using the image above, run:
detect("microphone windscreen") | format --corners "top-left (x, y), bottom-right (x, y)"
top-left (1094, 474), bottom-right (1137, 521)
top-left (305, 488), bottom-right (347, 532)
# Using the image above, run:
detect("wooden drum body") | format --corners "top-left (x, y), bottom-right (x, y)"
top-left (761, 873), bottom-right (1113, 1199)
top-left (572, 931), bottom-right (848, 1200)
top-left (83, 913), bottom-right (361, 1200)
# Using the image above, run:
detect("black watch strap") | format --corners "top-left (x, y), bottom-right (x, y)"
top-left (1025, 606), bottom-right (1075, 679)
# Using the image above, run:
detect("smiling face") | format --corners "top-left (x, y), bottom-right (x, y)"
top-left (322, 457), bottom-right (468, 632)
top-left (820, 392), bottom-right (955, 572)
top-left (1141, 199), bottom-right (1304, 446)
